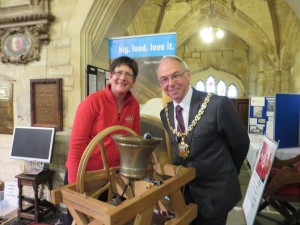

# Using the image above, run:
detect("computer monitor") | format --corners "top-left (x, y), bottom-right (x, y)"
top-left (10, 126), bottom-right (56, 164)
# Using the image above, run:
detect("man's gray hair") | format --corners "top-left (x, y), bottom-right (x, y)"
top-left (159, 55), bottom-right (189, 71)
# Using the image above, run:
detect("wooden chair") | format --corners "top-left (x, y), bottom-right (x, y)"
top-left (258, 154), bottom-right (300, 224)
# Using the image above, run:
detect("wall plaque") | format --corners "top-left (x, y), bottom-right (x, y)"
top-left (0, 0), bottom-right (54, 64)
top-left (0, 82), bottom-right (14, 134)
top-left (30, 78), bottom-right (63, 131)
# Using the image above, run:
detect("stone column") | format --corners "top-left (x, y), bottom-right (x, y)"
top-left (292, 51), bottom-right (300, 92)
top-left (273, 71), bottom-right (281, 94)
top-left (280, 70), bottom-right (290, 93)
top-left (257, 71), bottom-right (264, 96)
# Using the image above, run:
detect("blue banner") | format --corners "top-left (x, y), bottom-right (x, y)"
top-left (108, 33), bottom-right (176, 59)
top-left (108, 33), bottom-right (176, 104)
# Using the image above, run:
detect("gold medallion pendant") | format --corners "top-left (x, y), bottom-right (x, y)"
top-left (164, 93), bottom-right (213, 160)
top-left (178, 140), bottom-right (190, 159)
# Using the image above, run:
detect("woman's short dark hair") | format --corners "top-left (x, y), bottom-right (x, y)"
top-left (110, 56), bottom-right (139, 78)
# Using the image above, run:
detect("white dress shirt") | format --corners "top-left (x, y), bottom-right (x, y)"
top-left (173, 85), bottom-right (193, 131)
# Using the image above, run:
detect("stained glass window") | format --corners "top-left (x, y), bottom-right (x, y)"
top-left (228, 84), bottom-right (237, 97)
top-left (195, 78), bottom-right (238, 98)
top-left (217, 80), bottom-right (226, 96)
top-left (196, 81), bottom-right (205, 91)
top-left (206, 76), bottom-right (215, 93)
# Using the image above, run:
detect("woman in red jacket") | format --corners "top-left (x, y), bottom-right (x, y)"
top-left (65, 56), bottom-right (140, 225)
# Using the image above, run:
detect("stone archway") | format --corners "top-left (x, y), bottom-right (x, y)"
top-left (76, 0), bottom-right (146, 99)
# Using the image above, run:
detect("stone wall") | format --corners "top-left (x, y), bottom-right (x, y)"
top-left (0, 0), bottom-right (88, 200)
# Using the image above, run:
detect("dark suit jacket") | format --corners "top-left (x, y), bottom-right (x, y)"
top-left (160, 89), bottom-right (250, 219)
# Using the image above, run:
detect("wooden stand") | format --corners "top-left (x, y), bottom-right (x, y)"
top-left (52, 126), bottom-right (197, 225)
top-left (52, 164), bottom-right (197, 225)
top-left (15, 170), bottom-right (56, 222)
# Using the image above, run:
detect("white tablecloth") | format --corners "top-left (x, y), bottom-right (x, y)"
top-left (276, 147), bottom-right (300, 160)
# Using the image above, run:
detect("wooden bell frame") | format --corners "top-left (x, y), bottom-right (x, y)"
top-left (51, 125), bottom-right (197, 225)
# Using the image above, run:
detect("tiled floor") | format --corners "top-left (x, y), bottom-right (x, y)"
top-left (226, 161), bottom-right (299, 225)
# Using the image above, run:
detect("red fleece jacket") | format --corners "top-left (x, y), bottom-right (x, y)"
top-left (66, 84), bottom-right (140, 183)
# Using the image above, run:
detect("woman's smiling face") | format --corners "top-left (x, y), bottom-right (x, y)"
top-left (109, 64), bottom-right (136, 96)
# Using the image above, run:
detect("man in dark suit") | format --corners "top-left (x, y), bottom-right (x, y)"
top-left (157, 55), bottom-right (250, 225)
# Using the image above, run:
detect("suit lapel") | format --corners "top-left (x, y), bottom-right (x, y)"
top-left (187, 89), bottom-right (206, 146)
top-left (168, 102), bottom-right (175, 128)
top-left (167, 103), bottom-right (177, 142)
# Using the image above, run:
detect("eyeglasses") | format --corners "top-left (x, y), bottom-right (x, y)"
top-left (158, 71), bottom-right (186, 85)
top-left (111, 71), bottom-right (135, 79)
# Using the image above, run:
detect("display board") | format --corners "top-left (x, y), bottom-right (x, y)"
top-left (274, 93), bottom-right (300, 148)
top-left (86, 65), bottom-right (109, 96)
top-left (248, 96), bottom-right (275, 138)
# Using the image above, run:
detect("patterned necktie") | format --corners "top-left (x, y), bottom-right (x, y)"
top-left (175, 105), bottom-right (185, 132)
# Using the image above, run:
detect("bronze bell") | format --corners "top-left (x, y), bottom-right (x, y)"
top-left (112, 134), bottom-right (162, 179)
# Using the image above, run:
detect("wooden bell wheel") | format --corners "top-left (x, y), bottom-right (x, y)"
top-left (76, 125), bottom-right (138, 197)
top-left (51, 124), bottom-right (197, 225)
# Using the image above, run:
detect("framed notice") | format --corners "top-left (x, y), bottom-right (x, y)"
top-left (0, 82), bottom-right (14, 134)
top-left (30, 78), bottom-right (63, 131)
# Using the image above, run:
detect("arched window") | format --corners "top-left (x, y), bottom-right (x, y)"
top-left (196, 81), bottom-right (205, 91)
top-left (206, 76), bottom-right (215, 93)
top-left (217, 80), bottom-right (226, 96)
top-left (195, 79), bottom-right (238, 98)
top-left (228, 84), bottom-right (238, 97)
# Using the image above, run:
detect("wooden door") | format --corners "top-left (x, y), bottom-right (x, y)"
top-left (231, 98), bottom-right (249, 130)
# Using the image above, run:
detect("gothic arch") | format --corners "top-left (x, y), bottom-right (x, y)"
top-left (171, 5), bottom-right (277, 66)
top-left (68, 0), bottom-right (146, 99)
